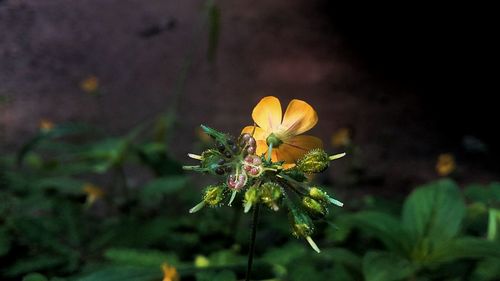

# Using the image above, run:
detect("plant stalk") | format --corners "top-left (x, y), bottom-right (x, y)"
top-left (245, 203), bottom-right (260, 281)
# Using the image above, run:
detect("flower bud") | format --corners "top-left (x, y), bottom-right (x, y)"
top-left (203, 185), bottom-right (225, 207)
top-left (227, 172), bottom-right (248, 190)
top-left (289, 207), bottom-right (314, 238)
top-left (243, 186), bottom-right (259, 213)
top-left (200, 150), bottom-right (226, 175)
top-left (296, 149), bottom-right (329, 174)
top-left (309, 187), bottom-right (344, 207)
top-left (260, 182), bottom-right (281, 211)
top-left (302, 197), bottom-right (328, 219)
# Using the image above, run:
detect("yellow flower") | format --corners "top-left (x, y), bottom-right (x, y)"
top-left (331, 127), bottom-right (351, 148)
top-left (162, 262), bottom-right (180, 281)
top-left (39, 119), bottom-right (55, 132)
top-left (83, 183), bottom-right (104, 205)
top-left (436, 153), bottom-right (456, 176)
top-left (80, 75), bottom-right (99, 93)
top-left (242, 96), bottom-right (322, 168)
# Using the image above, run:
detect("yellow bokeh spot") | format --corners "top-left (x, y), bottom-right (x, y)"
top-left (39, 119), bottom-right (55, 132)
top-left (194, 255), bottom-right (210, 268)
top-left (162, 262), bottom-right (180, 281)
top-left (436, 153), bottom-right (456, 176)
top-left (80, 75), bottom-right (99, 93)
top-left (83, 183), bottom-right (104, 205)
top-left (331, 128), bottom-right (351, 148)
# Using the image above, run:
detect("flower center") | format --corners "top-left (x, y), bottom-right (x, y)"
top-left (266, 133), bottom-right (283, 148)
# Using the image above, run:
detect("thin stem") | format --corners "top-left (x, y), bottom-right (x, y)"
top-left (267, 143), bottom-right (273, 162)
top-left (245, 203), bottom-right (260, 281)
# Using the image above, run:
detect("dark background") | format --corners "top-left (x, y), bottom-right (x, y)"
top-left (1, 0), bottom-right (498, 194)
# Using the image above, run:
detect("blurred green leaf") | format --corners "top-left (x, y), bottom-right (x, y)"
top-left (431, 238), bottom-right (500, 263)
top-left (487, 208), bottom-right (500, 241)
top-left (402, 179), bottom-right (465, 244)
top-left (139, 176), bottom-right (188, 206)
top-left (196, 270), bottom-right (236, 281)
top-left (33, 177), bottom-right (85, 194)
top-left (362, 251), bottom-right (416, 281)
top-left (22, 273), bottom-right (49, 281)
top-left (4, 255), bottom-right (66, 277)
top-left (471, 257), bottom-right (500, 281)
top-left (75, 266), bottom-right (159, 281)
top-left (104, 248), bottom-right (179, 267)
top-left (0, 227), bottom-right (11, 256)
top-left (344, 211), bottom-right (410, 255)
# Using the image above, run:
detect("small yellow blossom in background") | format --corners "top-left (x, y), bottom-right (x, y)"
top-left (83, 183), bottom-right (104, 206)
top-left (39, 119), bottom-right (55, 133)
top-left (80, 75), bottom-right (99, 94)
top-left (195, 127), bottom-right (212, 144)
top-left (162, 262), bottom-right (180, 281)
top-left (331, 127), bottom-right (351, 148)
top-left (194, 255), bottom-right (210, 268)
top-left (241, 96), bottom-right (322, 168)
top-left (436, 153), bottom-right (456, 176)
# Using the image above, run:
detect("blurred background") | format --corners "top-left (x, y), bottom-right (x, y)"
top-left (0, 1), bottom-right (499, 281)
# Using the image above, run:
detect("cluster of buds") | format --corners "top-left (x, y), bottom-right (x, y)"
top-left (184, 125), bottom-right (345, 252)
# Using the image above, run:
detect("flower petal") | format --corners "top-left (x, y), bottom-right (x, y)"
top-left (252, 96), bottom-right (282, 132)
top-left (279, 135), bottom-right (323, 162)
top-left (241, 126), bottom-right (268, 141)
top-left (281, 99), bottom-right (318, 136)
top-left (256, 140), bottom-right (269, 157)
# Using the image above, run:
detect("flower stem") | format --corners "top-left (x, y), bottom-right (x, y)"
top-left (267, 143), bottom-right (273, 162)
top-left (245, 203), bottom-right (260, 281)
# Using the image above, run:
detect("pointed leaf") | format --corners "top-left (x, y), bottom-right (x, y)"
top-left (402, 179), bottom-right (465, 243)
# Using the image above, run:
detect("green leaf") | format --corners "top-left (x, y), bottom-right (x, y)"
top-left (33, 177), bottom-right (85, 194)
top-left (139, 176), bottom-right (188, 206)
top-left (402, 179), bottom-right (465, 243)
top-left (431, 238), bottom-right (500, 263)
top-left (4, 255), bottom-right (66, 277)
top-left (344, 211), bottom-right (410, 255)
top-left (104, 248), bottom-right (179, 267)
top-left (0, 227), bottom-right (11, 256)
top-left (472, 257), bottom-right (500, 281)
top-left (22, 273), bottom-right (49, 281)
top-left (75, 266), bottom-right (159, 281)
top-left (362, 251), bottom-right (416, 281)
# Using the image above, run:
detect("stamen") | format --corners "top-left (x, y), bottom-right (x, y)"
top-left (329, 152), bottom-right (346, 161)
top-left (328, 197), bottom-right (344, 207)
top-left (189, 201), bottom-right (206, 213)
top-left (306, 236), bottom-right (321, 253)
top-left (228, 190), bottom-right (237, 206)
top-left (188, 153), bottom-right (202, 160)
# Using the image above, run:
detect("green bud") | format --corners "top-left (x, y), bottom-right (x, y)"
top-left (244, 186), bottom-right (259, 204)
top-left (309, 187), bottom-right (344, 207)
top-left (289, 207), bottom-right (314, 238)
top-left (260, 182), bottom-right (282, 211)
top-left (200, 149), bottom-right (225, 175)
top-left (203, 185), bottom-right (225, 206)
top-left (297, 149), bottom-right (330, 174)
top-left (302, 197), bottom-right (328, 219)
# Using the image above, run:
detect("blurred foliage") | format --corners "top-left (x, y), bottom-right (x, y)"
top-left (0, 119), bottom-right (499, 281)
